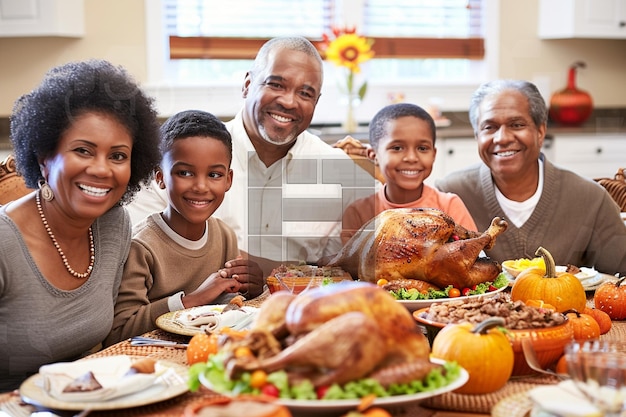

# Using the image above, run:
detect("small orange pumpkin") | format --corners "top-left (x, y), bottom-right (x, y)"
top-left (583, 307), bottom-right (612, 335)
top-left (431, 317), bottom-right (514, 395)
top-left (594, 276), bottom-right (626, 320)
top-left (564, 309), bottom-right (601, 341)
top-left (186, 333), bottom-right (219, 365)
top-left (510, 247), bottom-right (587, 313)
top-left (525, 299), bottom-right (556, 311)
top-left (555, 354), bottom-right (568, 375)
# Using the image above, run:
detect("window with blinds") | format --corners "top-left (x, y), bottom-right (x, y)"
top-left (161, 0), bottom-right (484, 83)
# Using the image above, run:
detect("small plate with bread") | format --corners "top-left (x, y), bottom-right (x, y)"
top-left (19, 355), bottom-right (188, 410)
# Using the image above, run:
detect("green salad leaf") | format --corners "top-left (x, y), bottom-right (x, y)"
top-left (188, 352), bottom-right (462, 401)
top-left (390, 272), bottom-right (508, 301)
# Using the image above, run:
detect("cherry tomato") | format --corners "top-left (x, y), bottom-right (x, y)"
top-left (316, 385), bottom-right (330, 399)
top-left (363, 408), bottom-right (393, 417)
top-left (462, 287), bottom-right (471, 296)
top-left (488, 285), bottom-right (498, 292)
top-left (448, 288), bottom-right (461, 298)
top-left (376, 278), bottom-right (388, 287)
top-left (250, 369), bottom-right (268, 389)
top-left (261, 383), bottom-right (280, 397)
top-left (235, 346), bottom-right (253, 358)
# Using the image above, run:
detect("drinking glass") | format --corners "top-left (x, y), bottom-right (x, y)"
top-left (565, 339), bottom-right (626, 417)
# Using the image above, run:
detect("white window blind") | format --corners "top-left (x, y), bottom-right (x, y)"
top-left (164, 0), bottom-right (332, 38)
top-left (364, 0), bottom-right (482, 37)
top-left (160, 0), bottom-right (484, 85)
top-left (164, 0), bottom-right (481, 40)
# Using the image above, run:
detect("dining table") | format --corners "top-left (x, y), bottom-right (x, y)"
top-left (1, 288), bottom-right (624, 417)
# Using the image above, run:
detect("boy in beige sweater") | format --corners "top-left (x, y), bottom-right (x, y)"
top-left (106, 110), bottom-right (262, 345)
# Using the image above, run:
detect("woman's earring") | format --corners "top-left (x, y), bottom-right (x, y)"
top-left (38, 180), bottom-right (54, 202)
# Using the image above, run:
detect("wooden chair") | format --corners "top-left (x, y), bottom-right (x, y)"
top-left (332, 136), bottom-right (386, 184)
top-left (595, 168), bottom-right (626, 212)
top-left (0, 154), bottom-right (33, 205)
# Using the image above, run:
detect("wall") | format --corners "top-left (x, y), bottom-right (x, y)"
top-left (0, 0), bottom-right (625, 121)
top-left (497, 1), bottom-right (626, 109)
top-left (0, 0), bottom-right (147, 117)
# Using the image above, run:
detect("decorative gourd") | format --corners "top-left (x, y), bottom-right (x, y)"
top-left (431, 317), bottom-right (513, 395)
top-left (564, 309), bottom-right (601, 341)
top-left (583, 307), bottom-right (612, 335)
top-left (594, 276), bottom-right (626, 320)
top-left (510, 247), bottom-right (587, 313)
top-left (555, 355), bottom-right (568, 375)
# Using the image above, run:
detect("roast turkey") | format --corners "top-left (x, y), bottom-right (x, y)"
top-left (327, 208), bottom-right (508, 289)
top-left (221, 282), bottom-right (436, 387)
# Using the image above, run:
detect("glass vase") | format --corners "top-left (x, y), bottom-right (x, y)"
top-left (341, 93), bottom-right (361, 133)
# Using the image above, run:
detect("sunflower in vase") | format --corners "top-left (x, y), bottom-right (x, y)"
top-left (319, 27), bottom-right (375, 132)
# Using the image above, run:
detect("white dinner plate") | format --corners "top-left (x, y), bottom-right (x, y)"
top-left (505, 266), bottom-right (617, 291)
top-left (554, 266), bottom-right (598, 281)
top-left (580, 272), bottom-right (619, 291)
top-left (397, 283), bottom-right (508, 312)
top-left (156, 304), bottom-right (258, 336)
top-left (200, 358), bottom-right (468, 415)
top-left (19, 358), bottom-right (188, 411)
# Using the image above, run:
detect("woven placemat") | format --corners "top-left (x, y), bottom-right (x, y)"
top-left (88, 335), bottom-right (188, 365)
top-left (421, 375), bottom-right (558, 414)
top-left (244, 288), bottom-right (270, 308)
top-left (491, 391), bottom-right (533, 417)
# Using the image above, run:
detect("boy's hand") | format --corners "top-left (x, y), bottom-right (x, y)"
top-left (183, 272), bottom-right (241, 308)
top-left (220, 256), bottom-right (265, 299)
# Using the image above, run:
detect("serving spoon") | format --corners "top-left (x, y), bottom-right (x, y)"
top-left (521, 338), bottom-right (568, 380)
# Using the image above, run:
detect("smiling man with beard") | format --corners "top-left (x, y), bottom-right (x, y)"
top-left (218, 37), bottom-right (363, 276)
top-left (436, 79), bottom-right (625, 276)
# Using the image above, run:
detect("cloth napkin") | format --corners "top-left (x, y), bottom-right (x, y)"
top-left (39, 355), bottom-right (158, 402)
top-left (529, 380), bottom-right (603, 417)
top-left (174, 305), bottom-right (256, 333)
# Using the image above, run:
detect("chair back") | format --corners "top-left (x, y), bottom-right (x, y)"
top-left (332, 136), bottom-right (386, 184)
top-left (0, 154), bottom-right (33, 205)
top-left (595, 168), bottom-right (626, 212)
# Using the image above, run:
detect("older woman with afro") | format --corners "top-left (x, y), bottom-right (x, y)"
top-left (0, 59), bottom-right (161, 390)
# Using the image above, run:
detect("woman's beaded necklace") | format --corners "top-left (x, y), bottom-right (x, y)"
top-left (35, 192), bottom-right (95, 279)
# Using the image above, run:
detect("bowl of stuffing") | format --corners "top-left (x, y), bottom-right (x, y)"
top-left (413, 294), bottom-right (572, 376)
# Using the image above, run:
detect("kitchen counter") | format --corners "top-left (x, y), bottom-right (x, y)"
top-left (0, 108), bottom-right (624, 151)
top-left (312, 108), bottom-right (626, 144)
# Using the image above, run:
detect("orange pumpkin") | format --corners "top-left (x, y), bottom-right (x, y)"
top-left (186, 333), bottom-right (219, 365)
top-left (511, 247), bottom-right (586, 313)
top-left (564, 309), bottom-right (600, 340)
top-left (583, 307), bottom-right (612, 335)
top-left (594, 276), bottom-right (626, 320)
top-left (431, 317), bottom-right (514, 395)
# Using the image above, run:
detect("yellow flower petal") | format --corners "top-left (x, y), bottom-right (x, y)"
top-left (325, 33), bottom-right (374, 73)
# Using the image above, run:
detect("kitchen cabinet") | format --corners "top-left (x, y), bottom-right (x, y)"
top-left (427, 138), bottom-right (482, 186)
top-left (0, 0), bottom-right (84, 37)
top-left (551, 133), bottom-right (626, 179)
top-left (538, 0), bottom-right (626, 39)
